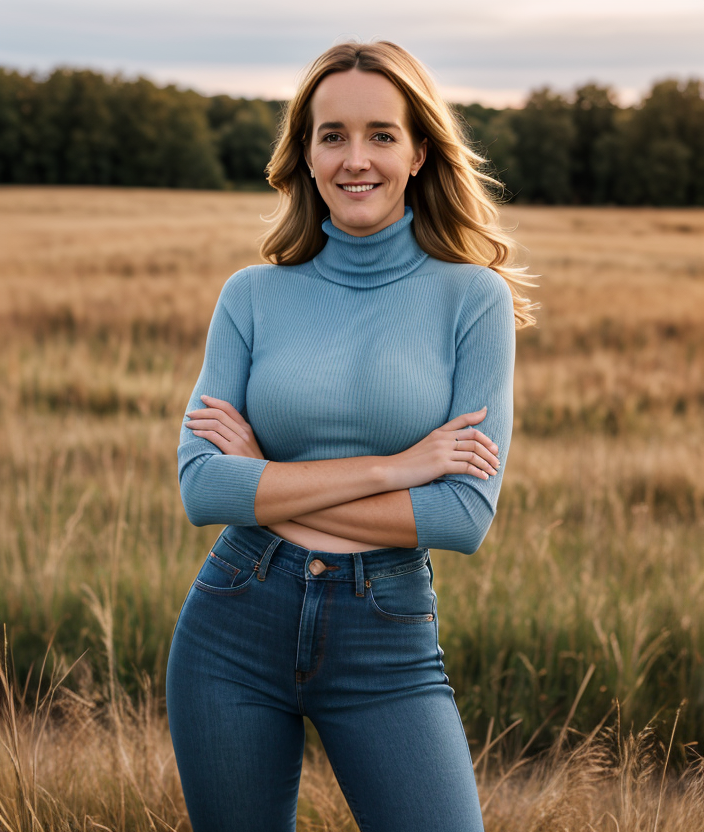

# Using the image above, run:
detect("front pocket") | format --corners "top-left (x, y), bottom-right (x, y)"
top-left (367, 562), bottom-right (436, 624)
top-left (194, 545), bottom-right (257, 596)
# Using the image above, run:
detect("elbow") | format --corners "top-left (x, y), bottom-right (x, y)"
top-left (184, 509), bottom-right (209, 529)
top-left (458, 525), bottom-right (490, 556)
top-left (450, 486), bottom-right (497, 555)
top-left (178, 462), bottom-right (213, 527)
top-left (177, 450), bottom-right (264, 528)
top-left (453, 503), bottom-right (495, 556)
top-left (180, 485), bottom-right (209, 527)
top-left (421, 514), bottom-right (493, 557)
top-left (411, 479), bottom-right (497, 556)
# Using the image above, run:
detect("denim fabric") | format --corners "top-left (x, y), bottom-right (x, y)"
top-left (166, 524), bottom-right (484, 832)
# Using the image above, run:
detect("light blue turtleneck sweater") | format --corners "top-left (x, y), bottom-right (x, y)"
top-left (178, 206), bottom-right (515, 555)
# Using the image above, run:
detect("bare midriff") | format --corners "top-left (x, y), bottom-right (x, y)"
top-left (263, 521), bottom-right (388, 553)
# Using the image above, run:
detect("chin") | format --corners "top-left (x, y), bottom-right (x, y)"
top-left (334, 207), bottom-right (394, 229)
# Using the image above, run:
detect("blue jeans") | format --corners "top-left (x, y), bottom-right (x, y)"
top-left (166, 524), bottom-right (484, 832)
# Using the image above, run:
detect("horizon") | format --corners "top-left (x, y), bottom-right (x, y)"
top-left (3, 60), bottom-right (700, 110)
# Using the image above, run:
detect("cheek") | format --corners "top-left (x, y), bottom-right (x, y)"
top-left (385, 152), bottom-right (413, 178)
top-left (313, 156), bottom-right (337, 181)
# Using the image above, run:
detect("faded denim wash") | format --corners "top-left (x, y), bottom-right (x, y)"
top-left (166, 523), bottom-right (484, 832)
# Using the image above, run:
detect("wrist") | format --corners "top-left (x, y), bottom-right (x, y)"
top-left (372, 456), bottom-right (395, 492)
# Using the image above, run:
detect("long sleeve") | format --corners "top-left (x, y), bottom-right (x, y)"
top-left (408, 267), bottom-right (516, 555)
top-left (177, 268), bottom-right (270, 526)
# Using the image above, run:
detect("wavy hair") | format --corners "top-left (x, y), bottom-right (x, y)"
top-left (259, 39), bottom-right (539, 328)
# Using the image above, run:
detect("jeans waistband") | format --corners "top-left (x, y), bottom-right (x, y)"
top-left (217, 524), bottom-right (430, 595)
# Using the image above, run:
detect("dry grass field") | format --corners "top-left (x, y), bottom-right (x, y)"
top-left (1, 186), bottom-right (703, 830)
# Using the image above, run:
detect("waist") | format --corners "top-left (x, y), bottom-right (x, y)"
top-left (219, 524), bottom-right (429, 582)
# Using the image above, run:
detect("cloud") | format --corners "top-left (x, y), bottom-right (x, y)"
top-left (2, 2), bottom-right (702, 102)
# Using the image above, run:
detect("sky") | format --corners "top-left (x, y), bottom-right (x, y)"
top-left (2, 0), bottom-right (703, 107)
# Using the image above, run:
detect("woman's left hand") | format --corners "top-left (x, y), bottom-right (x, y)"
top-left (185, 395), bottom-right (265, 459)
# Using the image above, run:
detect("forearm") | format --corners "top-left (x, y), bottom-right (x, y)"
top-left (253, 456), bottom-right (389, 526)
top-left (286, 489), bottom-right (419, 549)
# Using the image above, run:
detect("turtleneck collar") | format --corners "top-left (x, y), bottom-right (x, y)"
top-left (312, 205), bottom-right (429, 289)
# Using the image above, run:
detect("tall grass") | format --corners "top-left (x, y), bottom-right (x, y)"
top-left (1, 187), bottom-right (703, 824)
top-left (2, 627), bottom-right (703, 830)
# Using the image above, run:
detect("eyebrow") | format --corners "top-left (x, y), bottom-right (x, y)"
top-left (316, 121), bottom-right (401, 133)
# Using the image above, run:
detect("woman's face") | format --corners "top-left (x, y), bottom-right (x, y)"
top-left (305, 69), bottom-right (427, 237)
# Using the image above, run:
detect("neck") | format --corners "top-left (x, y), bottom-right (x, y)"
top-left (312, 206), bottom-right (428, 289)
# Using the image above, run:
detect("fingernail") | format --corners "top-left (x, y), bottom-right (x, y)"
top-left (491, 445), bottom-right (498, 453)
top-left (201, 394), bottom-right (211, 400)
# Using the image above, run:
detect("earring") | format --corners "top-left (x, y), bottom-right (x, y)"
top-left (410, 170), bottom-right (417, 177)
top-left (310, 168), bottom-right (315, 178)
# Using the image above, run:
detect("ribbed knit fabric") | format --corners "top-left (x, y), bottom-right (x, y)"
top-left (178, 205), bottom-right (516, 555)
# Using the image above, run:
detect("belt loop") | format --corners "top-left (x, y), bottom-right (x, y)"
top-left (353, 552), bottom-right (365, 597)
top-left (257, 536), bottom-right (282, 581)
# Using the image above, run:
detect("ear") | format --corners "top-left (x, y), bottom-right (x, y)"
top-left (412, 137), bottom-right (428, 175)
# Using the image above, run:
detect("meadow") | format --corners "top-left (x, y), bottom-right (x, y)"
top-left (1, 186), bottom-right (703, 830)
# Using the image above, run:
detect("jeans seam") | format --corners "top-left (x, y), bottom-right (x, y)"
top-left (208, 551), bottom-right (241, 576)
top-left (323, 750), bottom-right (372, 832)
top-left (366, 588), bottom-right (436, 624)
top-left (295, 582), bottom-right (334, 711)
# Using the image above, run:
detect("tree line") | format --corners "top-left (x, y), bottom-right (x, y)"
top-left (1, 66), bottom-right (702, 205)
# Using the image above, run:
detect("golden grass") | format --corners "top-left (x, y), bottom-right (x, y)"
top-left (2, 631), bottom-right (703, 831)
top-left (1, 186), bottom-right (703, 828)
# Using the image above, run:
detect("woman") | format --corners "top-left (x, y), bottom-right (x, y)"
top-left (166, 39), bottom-right (537, 832)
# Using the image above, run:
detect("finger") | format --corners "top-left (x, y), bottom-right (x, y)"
top-left (458, 462), bottom-right (490, 481)
top-left (454, 446), bottom-right (497, 475)
top-left (456, 427), bottom-right (499, 455)
top-left (470, 451), bottom-right (497, 475)
top-left (443, 407), bottom-right (487, 431)
top-left (186, 419), bottom-right (238, 441)
top-left (200, 395), bottom-right (248, 426)
top-left (186, 408), bottom-right (250, 440)
top-left (456, 437), bottom-right (500, 468)
top-left (191, 429), bottom-right (231, 453)
top-left (186, 406), bottom-right (232, 424)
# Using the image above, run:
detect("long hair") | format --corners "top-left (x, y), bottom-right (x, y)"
top-left (259, 39), bottom-right (539, 329)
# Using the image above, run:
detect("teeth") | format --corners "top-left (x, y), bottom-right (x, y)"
top-left (341, 184), bottom-right (377, 192)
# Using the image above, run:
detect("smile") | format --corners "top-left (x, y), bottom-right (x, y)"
top-left (338, 184), bottom-right (380, 192)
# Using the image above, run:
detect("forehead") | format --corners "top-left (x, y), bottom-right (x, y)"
top-left (309, 69), bottom-right (409, 125)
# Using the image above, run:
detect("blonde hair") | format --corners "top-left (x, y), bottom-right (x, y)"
top-left (259, 39), bottom-right (539, 329)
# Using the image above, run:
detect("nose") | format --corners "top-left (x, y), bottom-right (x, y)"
top-left (342, 138), bottom-right (371, 173)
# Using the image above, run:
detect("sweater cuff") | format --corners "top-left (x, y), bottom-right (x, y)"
top-left (179, 452), bottom-right (270, 526)
top-left (408, 479), bottom-right (494, 555)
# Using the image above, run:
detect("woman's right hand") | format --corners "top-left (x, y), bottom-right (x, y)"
top-left (382, 407), bottom-right (500, 492)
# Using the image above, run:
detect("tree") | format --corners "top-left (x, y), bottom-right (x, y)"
top-left (209, 96), bottom-right (278, 184)
top-left (109, 77), bottom-right (224, 189)
top-left (633, 78), bottom-right (704, 205)
top-left (1, 66), bottom-right (702, 202)
top-left (38, 68), bottom-right (115, 185)
top-left (506, 87), bottom-right (576, 204)
top-left (0, 69), bottom-right (29, 182)
top-left (570, 84), bottom-right (619, 204)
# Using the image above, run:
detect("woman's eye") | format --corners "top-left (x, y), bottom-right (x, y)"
top-left (322, 133), bottom-right (342, 143)
top-left (374, 133), bottom-right (394, 143)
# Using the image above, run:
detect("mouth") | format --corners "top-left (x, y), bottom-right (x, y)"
top-left (337, 183), bottom-right (382, 193)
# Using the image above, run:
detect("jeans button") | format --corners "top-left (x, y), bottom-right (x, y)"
top-left (309, 559), bottom-right (327, 575)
